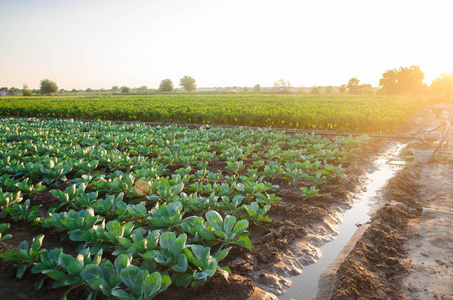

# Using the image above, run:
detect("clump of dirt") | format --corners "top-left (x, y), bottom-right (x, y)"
top-left (29, 191), bottom-right (61, 210)
top-left (383, 166), bottom-right (423, 209)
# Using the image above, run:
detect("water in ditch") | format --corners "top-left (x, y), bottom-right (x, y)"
top-left (279, 143), bottom-right (406, 300)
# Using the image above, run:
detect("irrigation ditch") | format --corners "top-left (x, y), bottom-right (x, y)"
top-left (279, 143), bottom-right (407, 300)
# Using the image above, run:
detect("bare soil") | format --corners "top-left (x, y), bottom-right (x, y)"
top-left (401, 163), bottom-right (453, 300)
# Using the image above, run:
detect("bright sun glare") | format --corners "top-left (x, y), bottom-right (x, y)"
top-left (0, 0), bottom-right (451, 89)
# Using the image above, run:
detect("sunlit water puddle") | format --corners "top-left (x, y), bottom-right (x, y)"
top-left (279, 143), bottom-right (406, 300)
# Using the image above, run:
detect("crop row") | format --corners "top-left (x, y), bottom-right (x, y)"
top-left (0, 93), bottom-right (433, 132)
top-left (0, 117), bottom-right (369, 299)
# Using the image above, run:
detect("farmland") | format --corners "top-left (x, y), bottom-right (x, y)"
top-left (0, 93), bottom-right (434, 132)
top-left (0, 116), bottom-right (369, 299)
top-left (0, 93), bottom-right (450, 300)
top-left (3, 0), bottom-right (452, 298)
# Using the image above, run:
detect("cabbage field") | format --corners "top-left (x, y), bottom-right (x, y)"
top-left (0, 117), bottom-right (370, 299)
top-left (0, 94), bottom-right (433, 133)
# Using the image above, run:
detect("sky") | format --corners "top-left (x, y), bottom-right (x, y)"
top-left (1, 0), bottom-right (452, 90)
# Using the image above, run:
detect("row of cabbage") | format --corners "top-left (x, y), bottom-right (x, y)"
top-left (0, 117), bottom-right (369, 299)
top-left (0, 94), bottom-right (432, 132)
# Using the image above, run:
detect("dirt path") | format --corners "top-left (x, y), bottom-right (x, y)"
top-left (401, 104), bottom-right (453, 299)
top-left (401, 163), bottom-right (453, 299)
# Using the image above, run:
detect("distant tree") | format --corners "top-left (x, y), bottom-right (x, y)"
top-left (243, 86), bottom-right (250, 92)
top-left (338, 84), bottom-right (347, 93)
top-left (274, 79), bottom-right (291, 88)
top-left (179, 76), bottom-right (197, 92)
top-left (121, 86), bottom-right (131, 93)
top-left (40, 79), bottom-right (58, 95)
top-left (112, 86), bottom-right (120, 92)
top-left (59, 88), bottom-right (66, 93)
top-left (71, 89), bottom-right (78, 93)
top-left (100, 88), bottom-right (106, 92)
top-left (347, 77), bottom-right (360, 94)
top-left (379, 65), bottom-right (426, 95)
top-left (254, 84), bottom-right (261, 92)
top-left (273, 79), bottom-right (292, 93)
top-left (430, 73), bottom-right (453, 96)
top-left (325, 86), bottom-right (334, 94)
top-left (159, 79), bottom-right (174, 92)
top-left (22, 84), bottom-right (32, 96)
top-left (137, 85), bottom-right (148, 92)
top-left (359, 84), bottom-right (374, 96)
top-left (310, 85), bottom-right (321, 94)
top-left (86, 88), bottom-right (93, 93)
top-left (379, 68), bottom-right (398, 94)
top-left (8, 87), bottom-right (17, 95)
top-left (0, 87), bottom-right (8, 93)
top-left (397, 65), bottom-right (426, 94)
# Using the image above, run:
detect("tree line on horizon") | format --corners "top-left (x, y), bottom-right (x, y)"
top-left (1, 66), bottom-right (452, 97)
top-left (272, 66), bottom-right (451, 97)
top-left (0, 76), bottom-right (198, 97)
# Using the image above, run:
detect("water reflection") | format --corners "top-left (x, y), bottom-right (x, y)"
top-left (279, 143), bottom-right (405, 300)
